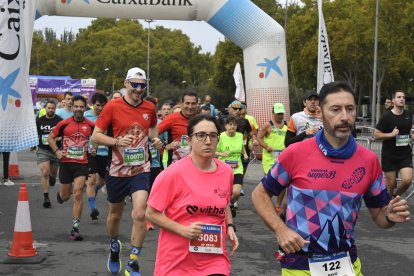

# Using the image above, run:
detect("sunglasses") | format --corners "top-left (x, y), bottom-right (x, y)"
top-left (129, 82), bottom-right (147, 90)
top-left (231, 107), bottom-right (242, 111)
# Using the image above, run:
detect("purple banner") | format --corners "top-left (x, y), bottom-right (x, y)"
top-left (37, 79), bottom-right (82, 94)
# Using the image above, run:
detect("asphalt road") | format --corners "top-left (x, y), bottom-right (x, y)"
top-left (0, 150), bottom-right (414, 275)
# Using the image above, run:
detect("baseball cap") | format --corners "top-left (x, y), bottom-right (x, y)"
top-left (273, 103), bottom-right (285, 114)
top-left (303, 90), bottom-right (319, 101)
top-left (230, 100), bottom-right (242, 108)
top-left (125, 67), bottom-right (146, 80)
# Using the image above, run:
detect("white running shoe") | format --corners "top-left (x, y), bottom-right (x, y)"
top-left (2, 179), bottom-right (14, 186)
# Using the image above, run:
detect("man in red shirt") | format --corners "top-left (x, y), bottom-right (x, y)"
top-left (158, 90), bottom-right (198, 166)
top-left (92, 67), bottom-right (162, 276)
top-left (48, 95), bottom-right (94, 241)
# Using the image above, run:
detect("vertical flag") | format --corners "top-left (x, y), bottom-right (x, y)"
top-left (233, 62), bottom-right (246, 102)
top-left (0, 0), bottom-right (38, 151)
top-left (317, 0), bottom-right (334, 94)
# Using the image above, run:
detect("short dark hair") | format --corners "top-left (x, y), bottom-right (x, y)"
top-left (224, 115), bottom-right (238, 125)
top-left (392, 90), bottom-right (405, 99)
top-left (72, 95), bottom-right (87, 106)
top-left (201, 105), bottom-right (211, 111)
top-left (181, 89), bottom-right (198, 102)
top-left (319, 81), bottom-right (355, 108)
top-left (145, 95), bottom-right (158, 105)
top-left (91, 92), bottom-right (108, 105)
top-left (44, 99), bottom-right (56, 108)
top-left (187, 114), bottom-right (220, 137)
top-left (64, 92), bottom-right (73, 98)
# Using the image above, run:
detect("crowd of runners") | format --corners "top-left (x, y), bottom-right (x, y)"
top-left (2, 67), bottom-right (411, 276)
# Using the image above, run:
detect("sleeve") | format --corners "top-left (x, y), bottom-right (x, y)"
top-left (150, 105), bottom-right (157, 128)
top-left (285, 130), bottom-right (307, 147)
top-left (245, 119), bottom-right (252, 134)
top-left (375, 112), bottom-right (389, 133)
top-left (147, 168), bottom-right (179, 212)
top-left (363, 158), bottom-right (390, 208)
top-left (261, 152), bottom-right (291, 196)
top-left (287, 117), bottom-right (297, 133)
top-left (95, 102), bottom-right (113, 131)
top-left (158, 114), bottom-right (172, 134)
top-left (51, 120), bottom-right (63, 136)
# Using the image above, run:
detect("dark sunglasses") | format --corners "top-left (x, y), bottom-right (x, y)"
top-left (129, 82), bottom-right (147, 89)
top-left (231, 107), bottom-right (242, 111)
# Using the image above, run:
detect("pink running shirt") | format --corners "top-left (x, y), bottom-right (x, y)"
top-left (147, 156), bottom-right (234, 276)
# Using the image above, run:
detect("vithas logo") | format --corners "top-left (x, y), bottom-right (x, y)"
top-left (186, 205), bottom-right (225, 215)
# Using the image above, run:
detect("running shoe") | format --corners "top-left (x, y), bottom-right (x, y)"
top-left (2, 179), bottom-right (15, 186)
top-left (107, 239), bottom-right (122, 274)
top-left (90, 208), bottom-right (99, 220)
top-left (125, 260), bottom-right (141, 276)
top-left (57, 192), bottom-right (64, 204)
top-left (146, 221), bottom-right (154, 231)
top-left (49, 175), bottom-right (56, 186)
top-left (240, 189), bottom-right (245, 196)
top-left (70, 228), bottom-right (83, 241)
top-left (43, 198), bottom-right (51, 208)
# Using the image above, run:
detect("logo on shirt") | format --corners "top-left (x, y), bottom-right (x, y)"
top-left (342, 167), bottom-right (365, 189)
top-left (186, 205), bottom-right (225, 216)
top-left (214, 187), bottom-right (227, 199)
top-left (143, 114), bottom-right (149, 120)
top-left (307, 169), bottom-right (336, 180)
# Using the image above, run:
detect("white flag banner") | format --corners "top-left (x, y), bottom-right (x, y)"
top-left (0, 0), bottom-right (38, 151)
top-left (233, 62), bottom-right (245, 102)
top-left (317, 0), bottom-right (334, 94)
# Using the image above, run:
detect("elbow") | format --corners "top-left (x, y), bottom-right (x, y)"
top-left (145, 206), bottom-right (155, 223)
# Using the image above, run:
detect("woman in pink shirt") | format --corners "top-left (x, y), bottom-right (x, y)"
top-left (146, 114), bottom-right (239, 276)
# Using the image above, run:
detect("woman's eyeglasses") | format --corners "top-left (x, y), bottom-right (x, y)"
top-left (191, 132), bottom-right (220, 142)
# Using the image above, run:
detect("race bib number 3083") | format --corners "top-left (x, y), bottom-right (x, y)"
top-left (189, 224), bottom-right (223, 254)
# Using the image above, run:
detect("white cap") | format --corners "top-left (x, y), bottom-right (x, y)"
top-left (125, 67), bottom-right (146, 80)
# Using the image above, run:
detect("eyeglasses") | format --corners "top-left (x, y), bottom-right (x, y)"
top-left (129, 82), bottom-right (147, 90)
top-left (231, 107), bottom-right (242, 111)
top-left (191, 132), bottom-right (220, 142)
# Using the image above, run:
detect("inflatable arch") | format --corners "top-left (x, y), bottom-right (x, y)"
top-left (36, 0), bottom-right (290, 126)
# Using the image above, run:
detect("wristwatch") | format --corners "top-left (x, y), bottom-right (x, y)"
top-left (227, 223), bottom-right (236, 232)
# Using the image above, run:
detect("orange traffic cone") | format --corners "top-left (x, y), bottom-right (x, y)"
top-left (1, 183), bottom-right (45, 264)
top-left (8, 152), bottom-right (21, 178)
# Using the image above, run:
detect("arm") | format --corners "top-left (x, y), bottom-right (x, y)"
top-left (257, 123), bottom-right (272, 152)
top-left (146, 205), bottom-right (203, 239)
top-left (225, 205), bottom-right (238, 256)
top-left (284, 130), bottom-right (306, 147)
top-left (92, 126), bottom-right (118, 147)
top-left (368, 196), bottom-right (410, 229)
top-left (252, 183), bottom-right (309, 254)
top-left (242, 144), bottom-right (249, 160)
top-left (47, 131), bottom-right (66, 160)
top-left (149, 125), bottom-right (162, 150)
top-left (373, 127), bottom-right (399, 140)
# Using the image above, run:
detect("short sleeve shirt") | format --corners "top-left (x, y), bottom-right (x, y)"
top-left (94, 97), bottom-right (157, 177)
top-left (36, 115), bottom-right (63, 151)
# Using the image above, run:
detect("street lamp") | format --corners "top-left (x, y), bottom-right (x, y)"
top-left (145, 19), bottom-right (154, 96)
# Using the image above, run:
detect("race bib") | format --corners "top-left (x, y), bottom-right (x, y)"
top-left (272, 149), bottom-right (282, 160)
top-left (67, 146), bottom-right (84, 159)
top-left (41, 134), bottom-right (49, 145)
top-left (225, 160), bottom-right (238, 169)
top-left (396, 135), bottom-right (409, 147)
top-left (181, 135), bottom-right (190, 149)
top-left (189, 224), bottom-right (223, 254)
top-left (123, 147), bottom-right (145, 166)
top-left (149, 145), bottom-right (158, 159)
top-left (309, 251), bottom-right (355, 276)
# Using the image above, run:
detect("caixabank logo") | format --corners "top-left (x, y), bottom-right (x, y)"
top-left (0, 0), bottom-right (22, 111)
top-left (61, 0), bottom-right (193, 6)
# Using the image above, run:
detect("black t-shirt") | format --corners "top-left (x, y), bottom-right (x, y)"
top-left (376, 110), bottom-right (413, 158)
top-left (36, 115), bottom-right (63, 151)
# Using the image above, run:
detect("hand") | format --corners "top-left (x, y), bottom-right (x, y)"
top-left (222, 151), bottom-right (230, 157)
top-left (90, 147), bottom-right (97, 157)
top-left (227, 227), bottom-right (239, 256)
top-left (151, 137), bottom-right (163, 150)
top-left (118, 135), bottom-right (135, 147)
top-left (166, 141), bottom-right (180, 151)
top-left (391, 127), bottom-right (399, 137)
top-left (266, 146), bottom-right (274, 153)
top-left (275, 225), bottom-right (310, 254)
top-left (243, 154), bottom-right (249, 161)
top-left (56, 149), bottom-right (67, 160)
top-left (386, 195), bottom-right (410, 223)
top-left (181, 222), bottom-right (203, 240)
top-left (306, 126), bottom-right (318, 136)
